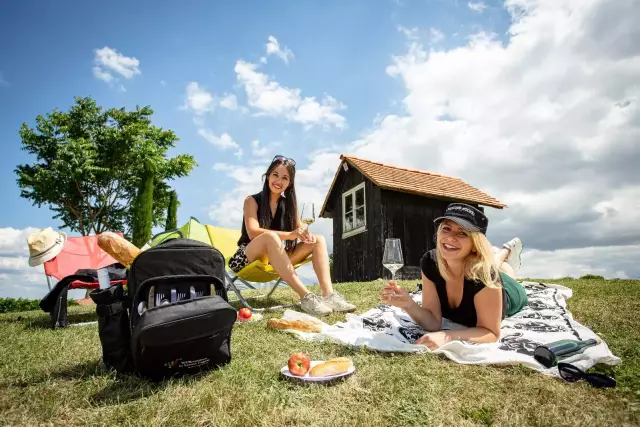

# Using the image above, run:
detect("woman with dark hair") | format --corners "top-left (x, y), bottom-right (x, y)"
top-left (229, 155), bottom-right (356, 316)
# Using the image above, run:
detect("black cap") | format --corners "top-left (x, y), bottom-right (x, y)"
top-left (434, 203), bottom-right (489, 234)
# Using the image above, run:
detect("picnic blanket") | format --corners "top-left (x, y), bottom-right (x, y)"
top-left (277, 281), bottom-right (621, 376)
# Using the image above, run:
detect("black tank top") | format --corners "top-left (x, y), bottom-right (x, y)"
top-left (237, 191), bottom-right (285, 246)
top-left (420, 249), bottom-right (507, 327)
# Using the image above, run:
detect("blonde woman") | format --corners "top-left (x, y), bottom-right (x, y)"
top-left (380, 203), bottom-right (527, 350)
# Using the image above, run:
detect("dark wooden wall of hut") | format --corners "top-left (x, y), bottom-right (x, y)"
top-left (379, 191), bottom-right (447, 280)
top-left (331, 169), bottom-right (382, 283)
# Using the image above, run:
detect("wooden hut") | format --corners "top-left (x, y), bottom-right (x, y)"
top-left (319, 155), bottom-right (506, 282)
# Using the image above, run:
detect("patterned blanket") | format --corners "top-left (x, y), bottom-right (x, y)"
top-left (278, 281), bottom-right (621, 375)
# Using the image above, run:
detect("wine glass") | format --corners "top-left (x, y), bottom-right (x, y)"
top-left (300, 202), bottom-right (316, 228)
top-left (382, 238), bottom-right (404, 281)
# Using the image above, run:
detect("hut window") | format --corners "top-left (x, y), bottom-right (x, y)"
top-left (342, 182), bottom-right (366, 238)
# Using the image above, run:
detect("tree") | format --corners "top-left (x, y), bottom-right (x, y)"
top-left (131, 160), bottom-right (155, 248)
top-left (15, 96), bottom-right (197, 237)
top-left (166, 190), bottom-right (179, 230)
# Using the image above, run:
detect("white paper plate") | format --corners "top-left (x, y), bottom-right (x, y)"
top-left (280, 360), bottom-right (355, 383)
top-left (235, 312), bottom-right (263, 324)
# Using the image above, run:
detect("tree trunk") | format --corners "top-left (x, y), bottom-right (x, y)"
top-left (131, 161), bottom-right (155, 248)
top-left (166, 190), bottom-right (179, 230)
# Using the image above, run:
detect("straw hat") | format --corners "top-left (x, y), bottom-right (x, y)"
top-left (27, 227), bottom-right (67, 267)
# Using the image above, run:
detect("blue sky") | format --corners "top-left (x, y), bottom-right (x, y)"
top-left (2, 0), bottom-right (639, 298)
top-left (0, 0), bottom-right (510, 230)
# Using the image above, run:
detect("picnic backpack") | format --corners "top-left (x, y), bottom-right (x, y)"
top-left (91, 237), bottom-right (237, 381)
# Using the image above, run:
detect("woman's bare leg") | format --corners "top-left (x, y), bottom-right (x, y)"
top-left (495, 247), bottom-right (511, 266)
top-left (499, 261), bottom-right (517, 280)
top-left (289, 235), bottom-right (333, 297)
top-left (244, 231), bottom-right (310, 298)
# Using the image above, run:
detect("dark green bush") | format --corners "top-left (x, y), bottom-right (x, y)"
top-left (0, 297), bottom-right (77, 313)
top-left (579, 274), bottom-right (606, 280)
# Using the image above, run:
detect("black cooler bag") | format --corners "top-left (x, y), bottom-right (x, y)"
top-left (126, 238), bottom-right (236, 381)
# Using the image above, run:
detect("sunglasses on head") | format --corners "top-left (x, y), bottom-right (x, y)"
top-left (272, 155), bottom-right (296, 166)
top-left (557, 362), bottom-right (616, 389)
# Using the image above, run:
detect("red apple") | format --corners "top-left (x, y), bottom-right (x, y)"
top-left (288, 352), bottom-right (311, 376)
top-left (238, 308), bottom-right (252, 321)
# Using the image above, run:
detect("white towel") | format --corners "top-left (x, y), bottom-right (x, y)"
top-left (277, 281), bottom-right (621, 376)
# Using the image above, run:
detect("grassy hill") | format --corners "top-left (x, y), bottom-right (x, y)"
top-left (0, 277), bottom-right (638, 426)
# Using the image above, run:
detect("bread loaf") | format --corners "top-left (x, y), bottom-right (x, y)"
top-left (309, 358), bottom-right (352, 377)
top-left (267, 318), bottom-right (322, 333)
top-left (97, 232), bottom-right (141, 268)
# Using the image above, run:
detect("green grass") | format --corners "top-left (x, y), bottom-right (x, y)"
top-left (1, 278), bottom-right (638, 426)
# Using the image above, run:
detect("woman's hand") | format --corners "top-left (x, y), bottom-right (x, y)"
top-left (414, 331), bottom-right (451, 350)
top-left (290, 227), bottom-right (315, 244)
top-left (380, 281), bottom-right (415, 309)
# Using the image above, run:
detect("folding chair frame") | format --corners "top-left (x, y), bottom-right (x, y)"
top-left (223, 257), bottom-right (313, 312)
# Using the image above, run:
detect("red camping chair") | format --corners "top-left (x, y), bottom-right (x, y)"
top-left (43, 233), bottom-right (126, 291)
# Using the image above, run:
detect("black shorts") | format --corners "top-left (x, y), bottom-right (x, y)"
top-left (229, 244), bottom-right (249, 273)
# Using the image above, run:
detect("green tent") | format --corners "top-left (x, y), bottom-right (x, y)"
top-left (142, 217), bottom-right (212, 249)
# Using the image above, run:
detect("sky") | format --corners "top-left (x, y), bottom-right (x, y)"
top-left (1, 0), bottom-right (639, 299)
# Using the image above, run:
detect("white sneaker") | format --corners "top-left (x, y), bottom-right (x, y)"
top-left (323, 291), bottom-right (356, 313)
top-left (503, 237), bottom-right (523, 271)
top-left (300, 293), bottom-right (333, 317)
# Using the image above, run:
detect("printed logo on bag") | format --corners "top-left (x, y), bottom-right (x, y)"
top-left (164, 357), bottom-right (211, 369)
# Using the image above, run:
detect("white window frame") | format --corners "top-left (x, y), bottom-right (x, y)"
top-left (342, 182), bottom-right (367, 238)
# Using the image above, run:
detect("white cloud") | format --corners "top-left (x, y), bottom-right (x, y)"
top-left (430, 28), bottom-right (445, 44)
top-left (0, 227), bottom-right (39, 256)
top-left (265, 35), bottom-right (294, 64)
top-left (219, 93), bottom-right (238, 110)
top-left (468, 1), bottom-right (487, 12)
top-left (234, 60), bottom-right (347, 129)
top-left (398, 26), bottom-right (419, 40)
top-left (518, 245), bottom-right (640, 279)
top-left (183, 82), bottom-right (215, 115)
top-left (0, 227), bottom-right (52, 298)
top-left (347, 0), bottom-right (640, 275)
top-left (198, 130), bottom-right (239, 150)
top-left (213, 0), bottom-right (640, 281)
top-left (92, 47), bottom-right (141, 87)
top-left (251, 140), bottom-right (269, 157)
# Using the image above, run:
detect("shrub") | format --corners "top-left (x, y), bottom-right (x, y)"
top-left (579, 274), bottom-right (606, 280)
top-left (0, 297), bottom-right (77, 313)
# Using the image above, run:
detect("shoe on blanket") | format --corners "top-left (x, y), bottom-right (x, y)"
top-left (300, 293), bottom-right (333, 317)
top-left (323, 291), bottom-right (356, 313)
top-left (503, 237), bottom-right (523, 271)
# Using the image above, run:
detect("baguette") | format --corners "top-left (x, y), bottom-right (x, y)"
top-left (267, 318), bottom-right (322, 333)
top-left (309, 358), bottom-right (352, 377)
top-left (97, 232), bottom-right (141, 268)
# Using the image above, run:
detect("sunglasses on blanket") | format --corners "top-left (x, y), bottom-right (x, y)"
top-left (272, 155), bottom-right (296, 166)
top-left (557, 363), bottom-right (616, 389)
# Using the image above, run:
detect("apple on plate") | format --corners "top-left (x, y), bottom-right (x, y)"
top-left (237, 308), bottom-right (252, 321)
top-left (288, 352), bottom-right (311, 376)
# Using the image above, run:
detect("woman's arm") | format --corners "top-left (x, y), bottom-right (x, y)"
top-left (381, 273), bottom-right (442, 332)
top-left (243, 196), bottom-right (299, 241)
top-left (415, 285), bottom-right (502, 349)
top-left (407, 274), bottom-right (443, 331)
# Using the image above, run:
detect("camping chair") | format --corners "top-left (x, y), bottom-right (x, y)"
top-left (40, 233), bottom-right (127, 328)
top-left (43, 233), bottom-right (126, 293)
top-left (205, 225), bottom-right (313, 312)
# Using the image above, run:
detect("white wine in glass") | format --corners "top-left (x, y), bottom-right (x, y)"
top-left (382, 238), bottom-right (404, 280)
top-left (300, 203), bottom-right (316, 227)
